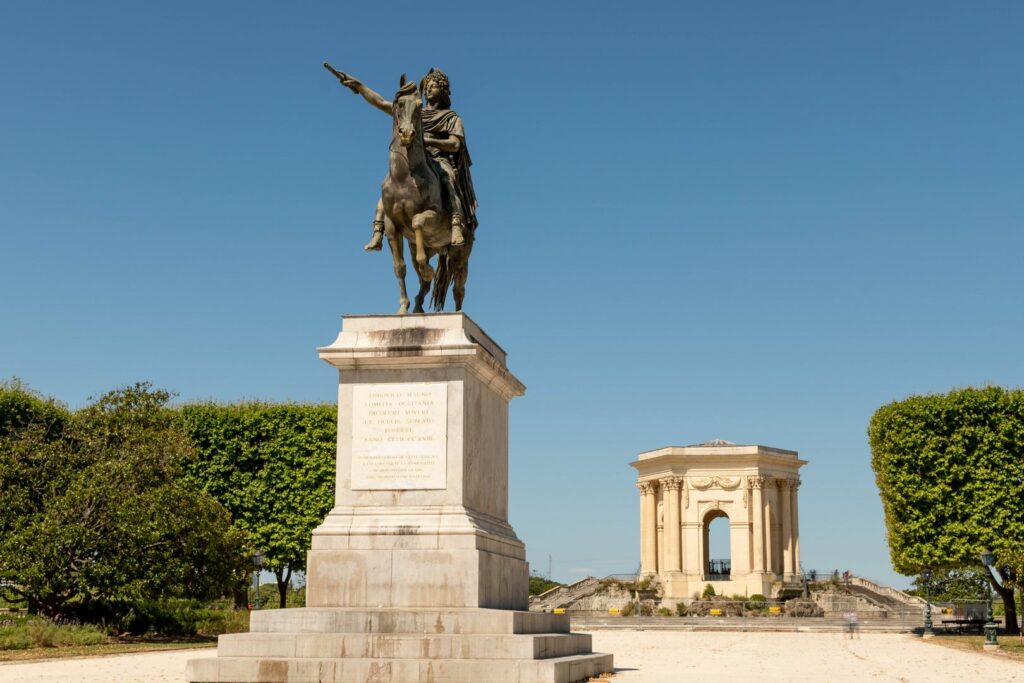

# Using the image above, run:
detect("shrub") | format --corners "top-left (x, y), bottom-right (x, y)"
top-left (620, 601), bottom-right (637, 617)
top-left (657, 607), bottom-right (673, 617)
top-left (0, 384), bottom-right (247, 622)
top-left (675, 602), bottom-right (687, 617)
top-left (638, 603), bottom-right (654, 616)
top-left (702, 584), bottom-right (716, 599)
top-left (195, 609), bottom-right (249, 636)
top-left (0, 618), bottom-right (106, 650)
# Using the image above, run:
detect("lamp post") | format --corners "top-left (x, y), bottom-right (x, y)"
top-left (979, 549), bottom-right (999, 650)
top-left (251, 551), bottom-right (265, 611)
top-left (922, 568), bottom-right (934, 639)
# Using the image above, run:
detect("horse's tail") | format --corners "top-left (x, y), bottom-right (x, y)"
top-left (431, 251), bottom-right (453, 312)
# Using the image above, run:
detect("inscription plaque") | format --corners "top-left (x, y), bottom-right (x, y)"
top-left (351, 383), bottom-right (448, 490)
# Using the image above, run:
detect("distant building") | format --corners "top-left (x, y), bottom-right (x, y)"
top-left (630, 440), bottom-right (806, 601)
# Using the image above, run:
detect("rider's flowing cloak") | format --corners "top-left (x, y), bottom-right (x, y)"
top-left (422, 108), bottom-right (478, 231)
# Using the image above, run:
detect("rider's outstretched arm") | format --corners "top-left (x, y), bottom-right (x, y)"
top-left (334, 71), bottom-right (393, 115)
top-left (356, 85), bottom-right (393, 115)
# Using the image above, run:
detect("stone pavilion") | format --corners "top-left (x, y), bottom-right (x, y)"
top-left (630, 440), bottom-right (807, 601)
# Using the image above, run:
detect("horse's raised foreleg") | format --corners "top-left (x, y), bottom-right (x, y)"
top-left (411, 211), bottom-right (437, 282)
top-left (387, 228), bottom-right (409, 315)
top-left (408, 240), bottom-right (432, 314)
top-left (413, 270), bottom-right (431, 314)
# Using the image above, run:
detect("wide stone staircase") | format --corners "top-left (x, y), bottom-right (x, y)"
top-left (531, 577), bottom-right (605, 612)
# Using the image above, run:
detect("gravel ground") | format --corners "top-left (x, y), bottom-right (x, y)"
top-left (589, 631), bottom-right (1024, 682)
top-left (0, 632), bottom-right (1021, 682)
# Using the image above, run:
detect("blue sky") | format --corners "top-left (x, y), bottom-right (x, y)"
top-left (2, 1), bottom-right (1022, 589)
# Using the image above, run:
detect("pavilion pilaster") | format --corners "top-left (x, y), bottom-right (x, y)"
top-left (779, 478), bottom-right (793, 580)
top-left (791, 480), bottom-right (801, 576)
top-left (662, 477), bottom-right (682, 572)
top-left (638, 481), bottom-right (658, 574)
top-left (749, 476), bottom-right (766, 574)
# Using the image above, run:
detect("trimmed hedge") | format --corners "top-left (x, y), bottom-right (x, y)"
top-left (177, 403), bottom-right (336, 607)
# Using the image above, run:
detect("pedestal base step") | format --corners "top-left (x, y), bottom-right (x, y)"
top-left (249, 608), bottom-right (570, 636)
top-left (187, 653), bottom-right (614, 683)
top-left (188, 609), bottom-right (613, 683)
top-left (219, 632), bottom-right (592, 660)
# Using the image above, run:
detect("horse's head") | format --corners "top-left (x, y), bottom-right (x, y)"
top-left (392, 74), bottom-right (421, 148)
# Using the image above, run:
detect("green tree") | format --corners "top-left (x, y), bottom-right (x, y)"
top-left (528, 574), bottom-right (561, 596)
top-left (908, 568), bottom-right (990, 601)
top-left (0, 382), bottom-right (247, 622)
top-left (868, 386), bottom-right (1023, 634)
top-left (178, 403), bottom-right (336, 608)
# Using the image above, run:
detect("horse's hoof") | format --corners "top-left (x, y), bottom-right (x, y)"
top-left (397, 305), bottom-right (409, 315)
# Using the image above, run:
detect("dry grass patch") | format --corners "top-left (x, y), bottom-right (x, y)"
top-left (0, 640), bottom-right (215, 663)
top-left (925, 634), bottom-right (1024, 662)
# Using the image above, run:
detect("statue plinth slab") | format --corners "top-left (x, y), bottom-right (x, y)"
top-left (188, 313), bottom-right (612, 683)
top-left (308, 313), bottom-right (527, 610)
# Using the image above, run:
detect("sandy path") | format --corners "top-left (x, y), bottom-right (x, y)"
top-left (0, 632), bottom-right (1020, 682)
top-left (0, 648), bottom-right (216, 683)
top-left (589, 631), bottom-right (1024, 682)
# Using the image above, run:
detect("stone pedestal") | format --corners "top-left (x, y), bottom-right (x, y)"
top-left (188, 313), bottom-right (612, 683)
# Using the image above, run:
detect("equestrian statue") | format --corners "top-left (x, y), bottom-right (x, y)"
top-left (324, 64), bottom-right (477, 313)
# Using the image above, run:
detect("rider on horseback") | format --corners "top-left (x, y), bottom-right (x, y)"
top-left (332, 68), bottom-right (477, 251)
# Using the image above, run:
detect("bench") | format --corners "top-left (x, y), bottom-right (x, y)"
top-left (940, 618), bottom-right (986, 634)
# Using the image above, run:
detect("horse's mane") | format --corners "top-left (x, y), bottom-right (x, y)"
top-left (394, 79), bottom-right (418, 99)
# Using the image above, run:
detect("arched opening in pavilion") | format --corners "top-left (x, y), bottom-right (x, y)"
top-left (703, 510), bottom-right (731, 580)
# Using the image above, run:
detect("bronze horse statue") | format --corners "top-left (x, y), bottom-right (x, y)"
top-left (381, 76), bottom-right (472, 314)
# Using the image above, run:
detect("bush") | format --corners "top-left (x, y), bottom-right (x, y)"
top-left (0, 384), bottom-right (247, 621)
top-left (657, 607), bottom-right (673, 617)
top-left (702, 584), bottom-right (716, 599)
top-left (0, 618), bottom-right (106, 650)
top-left (195, 609), bottom-right (249, 636)
top-left (620, 601), bottom-right (636, 617)
top-left (638, 603), bottom-right (654, 616)
top-left (675, 602), bottom-right (687, 616)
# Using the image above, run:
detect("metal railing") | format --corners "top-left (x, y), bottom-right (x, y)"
top-left (704, 559), bottom-right (731, 581)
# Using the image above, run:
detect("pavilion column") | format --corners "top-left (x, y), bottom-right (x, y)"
top-left (763, 478), bottom-right (776, 576)
top-left (780, 478), bottom-right (792, 580)
top-left (750, 476), bottom-right (766, 573)
top-left (662, 477), bottom-right (682, 572)
top-left (638, 481), bottom-right (658, 574)
top-left (791, 480), bottom-right (801, 576)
